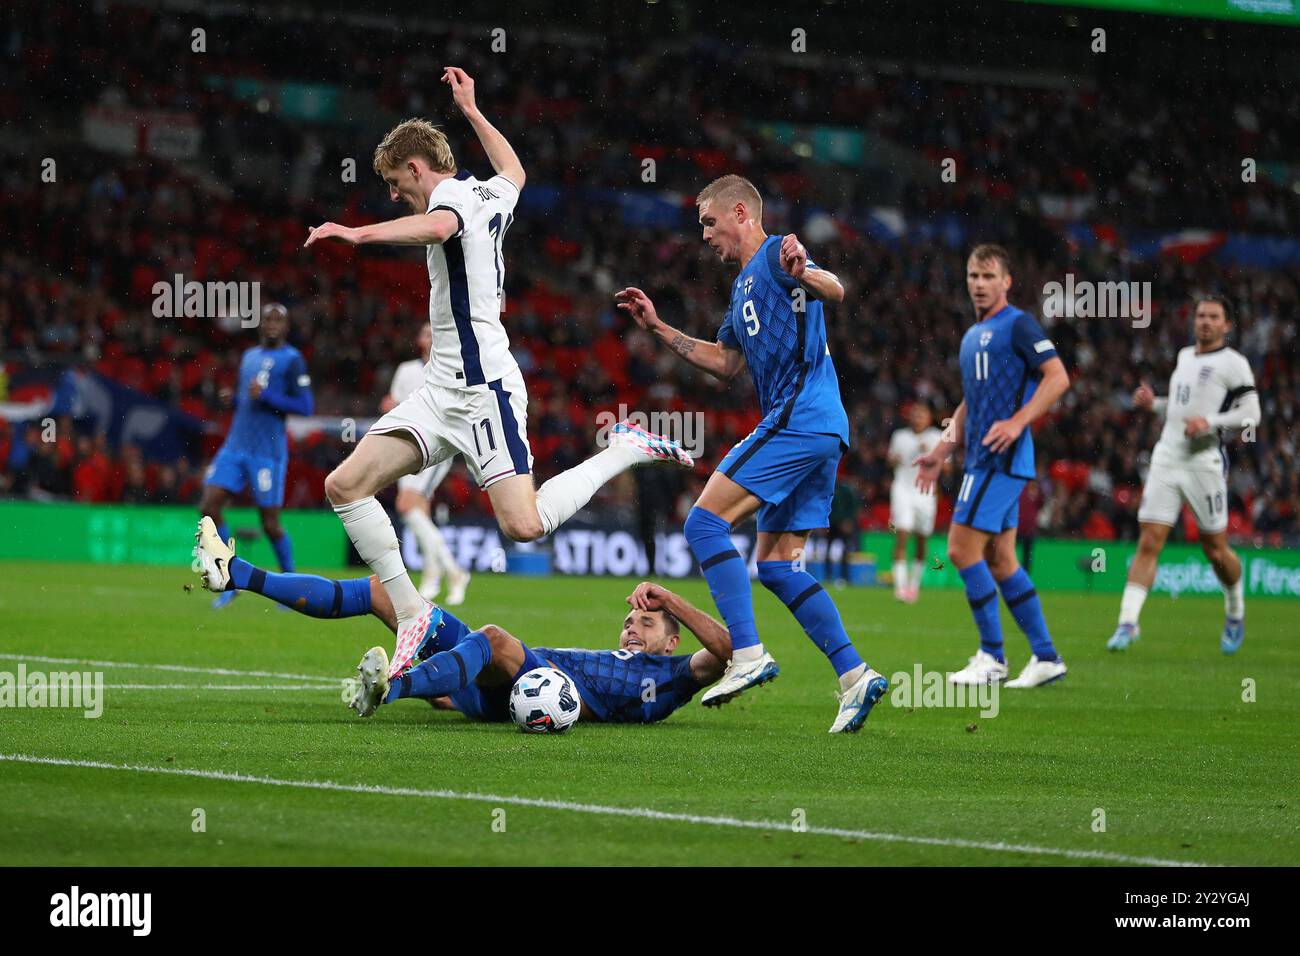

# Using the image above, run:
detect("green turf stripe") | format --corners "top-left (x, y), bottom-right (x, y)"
top-left (0, 753), bottom-right (1210, 868)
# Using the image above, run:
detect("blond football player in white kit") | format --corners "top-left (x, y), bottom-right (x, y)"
top-left (887, 403), bottom-right (943, 602)
top-left (1108, 296), bottom-right (1260, 655)
top-left (382, 324), bottom-right (471, 605)
top-left (304, 67), bottom-right (692, 679)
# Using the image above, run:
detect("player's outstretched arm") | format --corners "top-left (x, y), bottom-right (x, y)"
top-left (443, 66), bottom-right (525, 191)
top-left (615, 287), bottom-right (747, 381)
top-left (305, 212), bottom-right (460, 249)
top-left (627, 582), bottom-right (730, 685)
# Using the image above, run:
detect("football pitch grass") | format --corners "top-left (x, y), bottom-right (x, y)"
top-left (1, 560), bottom-right (1296, 867)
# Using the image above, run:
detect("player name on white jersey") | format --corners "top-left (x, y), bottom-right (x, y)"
top-left (424, 172), bottom-right (521, 389)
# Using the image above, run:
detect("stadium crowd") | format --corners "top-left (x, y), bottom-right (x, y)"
top-left (3, 3), bottom-right (1298, 543)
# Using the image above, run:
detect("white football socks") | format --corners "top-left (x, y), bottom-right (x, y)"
top-left (732, 645), bottom-right (766, 664)
top-left (334, 496), bottom-right (424, 626)
top-left (892, 560), bottom-right (908, 594)
top-left (1224, 576), bottom-right (1245, 620)
top-left (534, 445), bottom-right (641, 536)
top-left (910, 560), bottom-right (925, 593)
top-left (1118, 583), bottom-right (1148, 627)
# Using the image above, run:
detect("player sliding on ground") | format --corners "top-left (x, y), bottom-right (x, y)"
top-left (193, 518), bottom-right (728, 725)
top-left (303, 67), bottom-right (692, 680)
top-left (616, 175), bottom-right (888, 734)
top-left (1108, 295), bottom-right (1260, 655)
top-left (914, 244), bottom-right (1071, 688)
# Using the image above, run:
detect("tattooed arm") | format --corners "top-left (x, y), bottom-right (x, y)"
top-left (615, 287), bottom-right (747, 382)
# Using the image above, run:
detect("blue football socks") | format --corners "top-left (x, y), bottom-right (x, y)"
top-left (387, 629), bottom-right (492, 702)
top-left (959, 560), bottom-right (1004, 661)
top-left (229, 557), bottom-right (371, 619)
top-left (684, 506), bottom-right (760, 652)
top-left (757, 561), bottom-right (864, 677)
top-left (997, 567), bottom-right (1058, 661)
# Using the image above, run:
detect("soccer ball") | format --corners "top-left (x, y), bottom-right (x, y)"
top-left (509, 667), bottom-right (582, 734)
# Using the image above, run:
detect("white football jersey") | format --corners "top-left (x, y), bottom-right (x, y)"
top-left (889, 426), bottom-right (943, 492)
top-left (424, 171), bottom-right (520, 388)
top-left (389, 358), bottom-right (426, 405)
top-left (1152, 345), bottom-right (1256, 471)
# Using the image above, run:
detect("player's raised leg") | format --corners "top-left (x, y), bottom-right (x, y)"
top-left (195, 516), bottom-right (379, 623)
top-left (1109, 520), bottom-right (1168, 650)
top-left (488, 419), bottom-right (693, 543)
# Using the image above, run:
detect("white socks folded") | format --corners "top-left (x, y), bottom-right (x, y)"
top-left (333, 496), bottom-right (424, 627)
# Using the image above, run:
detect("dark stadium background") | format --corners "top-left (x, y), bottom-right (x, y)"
top-left (2, 0), bottom-right (1297, 567)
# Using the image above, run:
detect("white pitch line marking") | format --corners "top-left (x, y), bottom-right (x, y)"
top-left (7, 684), bottom-right (339, 692)
top-left (0, 652), bottom-right (339, 685)
top-left (0, 753), bottom-right (1210, 867)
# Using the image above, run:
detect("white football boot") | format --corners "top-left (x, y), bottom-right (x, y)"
top-left (350, 646), bottom-right (391, 717)
top-left (194, 516), bottom-right (234, 592)
top-left (1006, 655), bottom-right (1067, 688)
top-left (947, 649), bottom-right (1009, 686)
top-left (610, 420), bottom-right (695, 468)
top-left (829, 668), bottom-right (890, 734)
top-left (700, 652), bottom-right (780, 707)
top-left (388, 601), bottom-right (441, 679)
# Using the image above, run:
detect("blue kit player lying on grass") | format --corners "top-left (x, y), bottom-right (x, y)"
top-left (193, 517), bottom-right (751, 727)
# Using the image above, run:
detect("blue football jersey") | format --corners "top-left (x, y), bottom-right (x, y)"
top-left (224, 345), bottom-right (310, 460)
top-left (534, 647), bottom-right (701, 724)
top-left (716, 236), bottom-right (849, 445)
top-left (959, 304), bottom-right (1057, 478)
